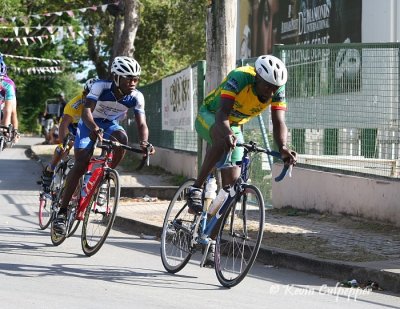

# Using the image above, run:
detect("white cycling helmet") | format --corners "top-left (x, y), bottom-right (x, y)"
top-left (0, 60), bottom-right (7, 76)
top-left (111, 56), bottom-right (141, 77)
top-left (84, 77), bottom-right (99, 92)
top-left (255, 55), bottom-right (287, 87)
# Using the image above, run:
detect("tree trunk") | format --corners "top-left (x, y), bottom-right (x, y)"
top-left (112, 0), bottom-right (140, 60)
top-left (205, 0), bottom-right (237, 94)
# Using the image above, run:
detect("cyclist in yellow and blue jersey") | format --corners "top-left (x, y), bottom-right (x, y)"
top-left (188, 54), bottom-right (297, 213)
top-left (41, 78), bottom-right (98, 192)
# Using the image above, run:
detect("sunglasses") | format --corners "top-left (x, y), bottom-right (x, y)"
top-left (121, 76), bottom-right (140, 82)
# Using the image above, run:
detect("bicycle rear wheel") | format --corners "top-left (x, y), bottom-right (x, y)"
top-left (81, 169), bottom-right (120, 256)
top-left (160, 179), bottom-right (197, 273)
top-left (50, 214), bottom-right (67, 246)
top-left (50, 177), bottom-right (80, 245)
top-left (38, 193), bottom-right (53, 230)
top-left (215, 184), bottom-right (265, 288)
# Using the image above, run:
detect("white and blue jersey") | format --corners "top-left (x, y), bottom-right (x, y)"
top-left (87, 80), bottom-right (145, 122)
top-left (75, 80), bottom-right (146, 149)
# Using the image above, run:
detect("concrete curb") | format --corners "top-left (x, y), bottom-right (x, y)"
top-left (121, 186), bottom-right (178, 200)
top-left (113, 214), bottom-right (400, 294)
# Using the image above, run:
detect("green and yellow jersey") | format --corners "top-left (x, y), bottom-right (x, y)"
top-left (203, 65), bottom-right (286, 125)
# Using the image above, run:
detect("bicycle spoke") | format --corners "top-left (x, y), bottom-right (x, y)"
top-left (215, 185), bottom-right (265, 287)
top-left (81, 169), bottom-right (120, 256)
top-left (160, 179), bottom-right (197, 273)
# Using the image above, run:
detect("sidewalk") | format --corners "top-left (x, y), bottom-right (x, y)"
top-left (30, 143), bottom-right (400, 294)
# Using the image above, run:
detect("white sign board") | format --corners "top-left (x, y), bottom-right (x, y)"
top-left (162, 66), bottom-right (193, 131)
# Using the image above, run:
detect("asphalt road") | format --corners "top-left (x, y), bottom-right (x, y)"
top-left (0, 137), bottom-right (398, 308)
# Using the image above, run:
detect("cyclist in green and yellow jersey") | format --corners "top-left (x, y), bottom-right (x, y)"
top-left (188, 54), bottom-right (297, 213)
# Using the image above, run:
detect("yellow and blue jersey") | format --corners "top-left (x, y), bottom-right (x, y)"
top-left (61, 93), bottom-right (85, 135)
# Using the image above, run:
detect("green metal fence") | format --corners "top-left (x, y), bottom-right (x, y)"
top-left (124, 61), bottom-right (206, 153)
top-left (275, 43), bottom-right (400, 178)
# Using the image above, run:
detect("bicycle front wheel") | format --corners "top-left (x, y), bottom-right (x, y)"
top-left (81, 169), bottom-right (120, 256)
top-left (215, 184), bottom-right (265, 288)
top-left (160, 179), bottom-right (197, 273)
top-left (38, 193), bottom-right (53, 230)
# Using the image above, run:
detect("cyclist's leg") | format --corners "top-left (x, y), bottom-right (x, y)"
top-left (102, 122), bottom-right (127, 168)
top-left (193, 106), bottom-right (226, 189)
top-left (185, 107), bottom-right (220, 213)
top-left (54, 122), bottom-right (92, 233)
top-left (204, 128), bottom-right (244, 264)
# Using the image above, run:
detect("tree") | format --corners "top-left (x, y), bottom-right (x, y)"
top-left (0, 0), bottom-right (207, 131)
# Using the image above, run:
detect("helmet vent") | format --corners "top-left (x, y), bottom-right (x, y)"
top-left (261, 64), bottom-right (269, 74)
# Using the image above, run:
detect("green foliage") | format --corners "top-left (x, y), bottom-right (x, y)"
top-left (0, 0), bottom-right (207, 132)
top-left (136, 0), bottom-right (206, 84)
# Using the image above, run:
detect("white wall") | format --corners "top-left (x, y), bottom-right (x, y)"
top-left (363, 0), bottom-right (400, 42)
top-left (272, 164), bottom-right (400, 226)
top-left (149, 147), bottom-right (197, 178)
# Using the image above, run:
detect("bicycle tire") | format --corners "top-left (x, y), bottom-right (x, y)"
top-left (81, 169), bottom-right (120, 256)
top-left (39, 161), bottom-right (67, 230)
top-left (49, 173), bottom-right (80, 246)
top-left (66, 205), bottom-right (81, 237)
top-left (38, 193), bottom-right (53, 230)
top-left (50, 217), bottom-right (67, 246)
top-left (215, 184), bottom-right (265, 288)
top-left (160, 178), bottom-right (197, 273)
top-left (64, 162), bottom-right (81, 238)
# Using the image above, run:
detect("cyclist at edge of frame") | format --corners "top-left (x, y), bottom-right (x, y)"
top-left (187, 55), bottom-right (297, 265)
top-left (53, 56), bottom-right (155, 234)
top-left (40, 77), bottom-right (99, 193)
top-left (0, 56), bottom-right (19, 141)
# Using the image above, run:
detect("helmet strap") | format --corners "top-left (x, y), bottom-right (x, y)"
top-left (114, 75), bottom-right (120, 87)
top-left (113, 76), bottom-right (126, 98)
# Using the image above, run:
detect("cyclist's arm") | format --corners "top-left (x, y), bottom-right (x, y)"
top-left (271, 109), bottom-right (296, 163)
top-left (214, 96), bottom-right (235, 147)
top-left (134, 113), bottom-right (155, 154)
top-left (58, 114), bottom-right (72, 142)
top-left (82, 98), bottom-right (102, 141)
top-left (11, 100), bottom-right (18, 130)
top-left (134, 112), bottom-right (149, 143)
top-left (82, 98), bottom-right (99, 132)
top-left (1, 98), bottom-right (14, 126)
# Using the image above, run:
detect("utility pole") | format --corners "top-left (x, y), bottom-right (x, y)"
top-left (205, 0), bottom-right (237, 93)
top-left (199, 0), bottom-right (237, 174)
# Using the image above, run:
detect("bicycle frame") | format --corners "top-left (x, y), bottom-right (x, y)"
top-left (194, 143), bottom-right (288, 246)
top-left (72, 137), bottom-right (150, 220)
top-left (74, 153), bottom-right (113, 220)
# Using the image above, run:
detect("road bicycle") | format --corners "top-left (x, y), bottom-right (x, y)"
top-left (50, 136), bottom-right (152, 257)
top-left (0, 124), bottom-right (15, 152)
top-left (160, 141), bottom-right (290, 288)
top-left (38, 133), bottom-right (75, 230)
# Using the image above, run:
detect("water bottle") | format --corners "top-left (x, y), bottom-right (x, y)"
top-left (208, 186), bottom-right (229, 216)
top-left (204, 176), bottom-right (217, 211)
top-left (81, 171), bottom-right (92, 198)
top-left (52, 171), bottom-right (61, 190)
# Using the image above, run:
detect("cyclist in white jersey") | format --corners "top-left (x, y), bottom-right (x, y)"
top-left (54, 56), bottom-right (155, 234)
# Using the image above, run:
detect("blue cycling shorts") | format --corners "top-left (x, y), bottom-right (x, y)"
top-left (74, 119), bottom-right (125, 149)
